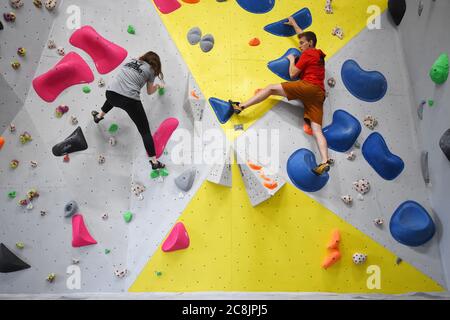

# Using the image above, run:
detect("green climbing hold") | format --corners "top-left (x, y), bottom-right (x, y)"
top-left (123, 211), bottom-right (133, 223)
top-left (155, 271), bottom-right (162, 276)
top-left (16, 242), bottom-right (24, 249)
top-left (160, 168), bottom-right (169, 177)
top-left (158, 87), bottom-right (165, 96)
top-left (150, 169), bottom-right (160, 179)
top-left (105, 249), bottom-right (111, 254)
top-left (108, 123), bottom-right (119, 134)
top-left (127, 25), bottom-right (136, 34)
top-left (8, 191), bottom-right (16, 199)
top-left (82, 86), bottom-right (91, 94)
top-left (430, 53), bottom-right (449, 85)
top-left (428, 99), bottom-right (434, 107)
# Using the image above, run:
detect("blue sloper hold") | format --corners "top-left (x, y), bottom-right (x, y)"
top-left (287, 148), bottom-right (329, 192)
top-left (0, 243), bottom-right (31, 273)
top-left (341, 60), bottom-right (388, 102)
top-left (264, 7), bottom-right (312, 37)
top-left (236, 0), bottom-right (275, 14)
top-left (267, 48), bottom-right (301, 81)
top-left (209, 98), bottom-right (235, 124)
top-left (390, 201), bottom-right (435, 247)
top-left (323, 109), bottom-right (362, 152)
top-left (362, 132), bottom-right (405, 180)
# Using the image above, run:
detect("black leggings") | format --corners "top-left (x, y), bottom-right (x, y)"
top-left (102, 90), bottom-right (156, 157)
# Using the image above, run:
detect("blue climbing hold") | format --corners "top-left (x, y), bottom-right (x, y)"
top-left (236, 0), bottom-right (275, 14)
top-left (341, 60), bottom-right (388, 102)
top-left (390, 201), bottom-right (435, 247)
top-left (209, 97), bottom-right (234, 124)
top-left (267, 48), bottom-right (301, 81)
top-left (264, 7), bottom-right (312, 37)
top-left (362, 132), bottom-right (405, 180)
top-left (287, 148), bottom-right (329, 192)
top-left (323, 109), bottom-right (362, 152)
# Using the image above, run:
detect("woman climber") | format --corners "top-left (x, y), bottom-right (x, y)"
top-left (229, 17), bottom-right (332, 175)
top-left (91, 51), bottom-right (166, 170)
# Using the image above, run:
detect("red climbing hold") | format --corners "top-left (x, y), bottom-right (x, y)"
top-left (162, 222), bottom-right (190, 252)
top-left (72, 214), bottom-right (97, 247)
top-left (153, 118), bottom-right (179, 159)
top-left (0, 136), bottom-right (5, 150)
top-left (249, 38), bottom-right (261, 46)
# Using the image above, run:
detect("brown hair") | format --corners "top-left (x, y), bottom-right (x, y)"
top-left (298, 31), bottom-right (317, 48)
top-left (139, 51), bottom-right (164, 80)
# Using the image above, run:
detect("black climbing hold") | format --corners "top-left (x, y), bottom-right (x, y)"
top-left (52, 126), bottom-right (88, 156)
top-left (439, 128), bottom-right (450, 162)
top-left (421, 151), bottom-right (430, 184)
top-left (0, 243), bottom-right (31, 273)
top-left (388, 0), bottom-right (407, 26)
top-left (0, 20), bottom-right (4, 30)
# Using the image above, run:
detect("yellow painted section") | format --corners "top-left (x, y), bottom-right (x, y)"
top-left (129, 164), bottom-right (444, 294)
top-left (152, 0), bottom-right (387, 138)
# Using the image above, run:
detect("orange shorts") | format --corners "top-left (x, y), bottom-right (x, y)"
top-left (281, 80), bottom-right (326, 126)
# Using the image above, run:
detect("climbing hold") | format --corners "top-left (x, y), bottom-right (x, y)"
top-left (175, 169), bottom-right (196, 192)
top-left (101, 213), bottom-right (108, 220)
top-left (26, 202), bottom-right (33, 210)
top-left (82, 86), bottom-right (91, 94)
top-left (8, 191), bottom-right (16, 199)
top-left (199, 34), bottom-right (214, 53)
top-left (162, 222), bottom-right (190, 252)
top-left (0, 243), bottom-right (31, 273)
top-left (64, 200), bottom-right (79, 218)
top-left (362, 132), bottom-right (405, 180)
top-left (396, 257), bottom-right (403, 265)
top-left (247, 160), bottom-right (262, 171)
top-left (72, 258), bottom-right (79, 264)
top-left (236, 0), bottom-right (274, 14)
top-left (123, 211), bottom-right (133, 223)
top-left (57, 47), bottom-right (65, 56)
top-left (19, 131), bottom-right (32, 144)
top-left (104, 249), bottom-right (111, 254)
top-left (72, 214), bottom-right (97, 247)
top-left (17, 47), bottom-right (26, 57)
top-left (353, 179), bottom-right (370, 195)
top-left (10, 159), bottom-right (19, 169)
top-left (33, 52), bottom-right (95, 102)
top-left (325, 0), bottom-right (333, 14)
top-left (11, 61), bottom-right (21, 70)
top-left (0, 136), bottom-right (4, 150)
top-left (321, 249), bottom-right (341, 269)
top-left (114, 268), bottom-right (128, 278)
top-left (9, 123), bottom-right (16, 133)
top-left (63, 154), bottom-right (70, 162)
top-left (390, 201), bottom-right (436, 247)
top-left (131, 182), bottom-right (146, 197)
top-left (150, 170), bottom-right (160, 179)
top-left (10, 0), bottom-right (24, 9)
top-left (341, 195), bottom-right (353, 206)
top-left (160, 168), bottom-right (169, 177)
top-left (323, 109), bottom-right (362, 152)
top-left (248, 38), bottom-right (260, 46)
top-left (70, 115), bottom-right (78, 125)
top-left (18, 199), bottom-right (28, 206)
top-left (47, 39), bottom-right (56, 49)
top-left (264, 8), bottom-right (312, 37)
top-left (331, 26), bottom-right (344, 40)
top-left (152, 0), bottom-right (181, 14)
top-left (27, 189), bottom-right (39, 201)
top-left (187, 27), bottom-right (202, 45)
top-left (98, 78), bottom-right (105, 87)
top-left (267, 48), bottom-right (301, 81)
top-left (421, 151), bottom-right (430, 184)
top-left (52, 126), bottom-right (88, 156)
top-left (352, 253), bottom-right (367, 265)
top-left (0, 21), bottom-right (3, 30)
top-left (346, 151), bottom-right (356, 161)
top-left (155, 271), bottom-right (162, 276)
top-left (33, 0), bottom-right (42, 8)
top-left (98, 155), bottom-right (106, 164)
top-left (429, 53), bottom-right (449, 85)
top-left (327, 77), bottom-right (336, 88)
top-left (417, 100), bottom-right (426, 120)
top-left (108, 123), bottom-right (119, 134)
top-left (363, 115), bottom-right (378, 130)
top-left (153, 118), bottom-right (179, 158)
top-left (45, 0), bottom-right (57, 10)
top-left (109, 137), bottom-right (116, 146)
top-left (3, 12), bottom-right (16, 22)
top-left (127, 25), bottom-right (136, 34)
top-left (182, 0), bottom-right (199, 3)
top-left (286, 148), bottom-right (329, 192)
top-left (439, 128), bottom-right (450, 161)
top-left (354, 140), bottom-right (361, 149)
top-left (158, 86), bottom-right (165, 95)
top-left (46, 273), bottom-right (56, 282)
top-left (55, 105), bottom-right (69, 118)
top-left (341, 59), bottom-right (388, 102)
top-left (15, 242), bottom-right (24, 249)
top-left (374, 218), bottom-right (384, 226)
top-left (428, 99), bottom-right (434, 107)
top-left (418, 1), bottom-right (424, 16)
top-left (327, 229), bottom-right (341, 250)
top-left (209, 97), bottom-right (235, 124)
top-left (388, 0), bottom-right (406, 26)
top-left (40, 210), bottom-right (47, 216)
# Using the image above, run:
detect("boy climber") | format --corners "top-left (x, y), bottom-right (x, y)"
top-left (230, 17), bottom-right (331, 175)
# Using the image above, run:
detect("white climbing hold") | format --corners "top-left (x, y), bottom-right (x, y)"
top-left (101, 213), bottom-right (108, 220)
top-left (114, 268), bottom-right (128, 278)
top-left (72, 258), bottom-right (80, 264)
top-left (47, 39), bottom-right (56, 49)
top-left (325, 0), bottom-right (333, 14)
top-left (357, 193), bottom-right (364, 201)
top-left (70, 115), bottom-right (78, 125)
top-left (27, 202), bottom-right (34, 210)
top-left (178, 192), bottom-right (185, 199)
top-left (45, 0), bottom-right (57, 10)
top-left (131, 182), bottom-right (146, 197)
top-left (57, 47), bottom-right (65, 56)
top-left (352, 253), bottom-right (367, 265)
top-left (30, 160), bottom-right (38, 168)
top-left (353, 179), bottom-right (370, 195)
top-left (331, 26), bottom-right (344, 40)
top-left (10, 0), bottom-right (24, 9)
top-left (374, 218), bottom-right (384, 226)
top-left (9, 123), bottom-right (16, 133)
top-left (363, 115), bottom-right (378, 130)
top-left (341, 195), bottom-right (353, 205)
top-left (109, 137), bottom-right (116, 146)
top-left (346, 151), bottom-right (356, 161)
top-left (98, 155), bottom-right (106, 164)
top-left (98, 78), bottom-right (105, 87)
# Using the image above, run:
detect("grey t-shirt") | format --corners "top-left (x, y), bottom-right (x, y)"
top-left (109, 59), bottom-right (155, 101)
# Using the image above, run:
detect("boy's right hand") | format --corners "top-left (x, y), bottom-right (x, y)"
top-left (284, 16), bottom-right (296, 26)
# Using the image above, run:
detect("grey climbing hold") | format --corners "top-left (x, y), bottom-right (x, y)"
top-left (64, 200), bottom-right (78, 218)
top-left (175, 168), bottom-right (196, 192)
top-left (200, 34), bottom-right (214, 53)
top-left (418, 100), bottom-right (425, 120)
top-left (439, 128), bottom-right (450, 162)
top-left (418, 1), bottom-right (424, 16)
top-left (421, 151), bottom-right (430, 184)
top-left (187, 27), bottom-right (202, 45)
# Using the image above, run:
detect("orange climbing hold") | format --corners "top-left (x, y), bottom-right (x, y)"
top-left (191, 90), bottom-right (200, 99)
top-left (249, 38), bottom-right (261, 46)
top-left (182, 0), bottom-right (200, 3)
top-left (247, 160), bottom-right (262, 171)
top-left (303, 122), bottom-right (313, 136)
top-left (259, 173), bottom-right (272, 181)
top-left (264, 180), bottom-right (278, 190)
top-left (321, 249), bottom-right (341, 269)
top-left (0, 136), bottom-right (5, 150)
top-left (327, 229), bottom-right (341, 250)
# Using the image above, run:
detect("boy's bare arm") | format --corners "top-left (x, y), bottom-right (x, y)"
top-left (285, 16), bottom-right (303, 35)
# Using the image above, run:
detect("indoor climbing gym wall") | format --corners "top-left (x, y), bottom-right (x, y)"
top-left (0, 0), bottom-right (449, 299)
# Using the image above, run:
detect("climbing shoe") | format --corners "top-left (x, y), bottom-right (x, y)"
top-left (312, 162), bottom-right (331, 176)
top-left (229, 100), bottom-right (244, 114)
top-left (91, 111), bottom-right (104, 124)
top-left (150, 160), bottom-right (165, 170)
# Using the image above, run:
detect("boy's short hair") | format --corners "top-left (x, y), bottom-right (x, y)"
top-left (298, 31), bottom-right (317, 47)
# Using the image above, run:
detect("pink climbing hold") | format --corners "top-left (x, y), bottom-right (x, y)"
top-left (152, 0), bottom-right (181, 14)
top-left (69, 25), bottom-right (128, 75)
top-left (72, 214), bottom-right (97, 248)
top-left (153, 117), bottom-right (179, 159)
top-left (32, 52), bottom-right (94, 103)
top-left (162, 222), bottom-right (190, 252)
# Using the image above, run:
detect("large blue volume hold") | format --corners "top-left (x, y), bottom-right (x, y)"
top-left (287, 148), bottom-right (329, 192)
top-left (264, 8), bottom-right (312, 37)
top-left (323, 109), bottom-right (362, 152)
top-left (236, 0), bottom-right (275, 14)
top-left (267, 48), bottom-right (301, 81)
